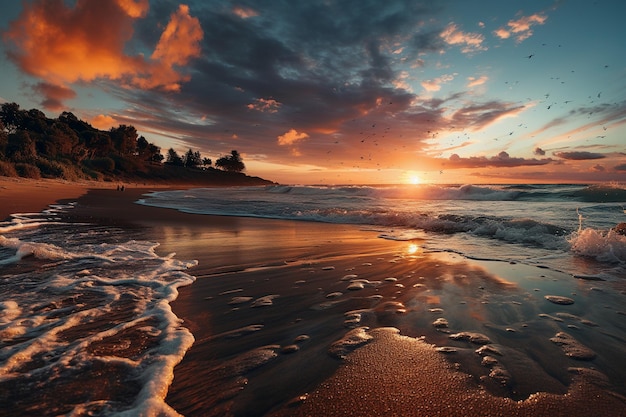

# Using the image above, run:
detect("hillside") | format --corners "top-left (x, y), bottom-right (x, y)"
top-left (0, 102), bottom-right (274, 186)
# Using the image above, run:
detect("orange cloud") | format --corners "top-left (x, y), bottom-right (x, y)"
top-left (115, 0), bottom-right (149, 18)
top-left (138, 4), bottom-right (204, 91)
top-left (3, 0), bottom-right (203, 107)
top-left (278, 129), bottom-right (309, 146)
top-left (91, 114), bottom-right (117, 130)
top-left (232, 6), bottom-right (258, 19)
top-left (247, 98), bottom-right (282, 113)
top-left (467, 75), bottom-right (488, 88)
top-left (440, 23), bottom-right (486, 53)
top-left (421, 74), bottom-right (454, 92)
top-left (494, 13), bottom-right (547, 43)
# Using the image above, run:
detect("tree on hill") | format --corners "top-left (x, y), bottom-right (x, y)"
top-left (183, 148), bottom-right (202, 168)
top-left (215, 150), bottom-right (245, 172)
top-left (166, 148), bottom-right (184, 166)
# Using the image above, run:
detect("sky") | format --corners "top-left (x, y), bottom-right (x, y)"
top-left (1, 0), bottom-right (625, 185)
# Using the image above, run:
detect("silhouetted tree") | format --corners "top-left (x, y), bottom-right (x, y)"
top-left (0, 102), bottom-right (25, 133)
top-left (110, 125), bottom-right (138, 156)
top-left (183, 148), bottom-right (202, 168)
top-left (202, 157), bottom-right (212, 168)
top-left (215, 150), bottom-right (245, 172)
top-left (166, 148), bottom-right (184, 166)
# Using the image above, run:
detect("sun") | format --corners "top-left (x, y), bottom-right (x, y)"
top-left (407, 174), bottom-right (422, 185)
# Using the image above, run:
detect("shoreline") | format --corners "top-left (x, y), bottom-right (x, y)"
top-left (3, 180), bottom-right (626, 416)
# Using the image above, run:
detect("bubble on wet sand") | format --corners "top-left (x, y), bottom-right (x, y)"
top-left (251, 294), bottom-right (279, 307)
top-left (432, 318), bottom-right (449, 328)
top-left (449, 332), bottom-right (492, 345)
top-left (435, 346), bottom-right (458, 353)
top-left (286, 393), bottom-right (309, 407)
top-left (215, 345), bottom-right (281, 376)
top-left (344, 310), bottom-right (364, 327)
top-left (326, 292), bottom-right (343, 299)
top-left (375, 301), bottom-right (407, 314)
top-left (311, 299), bottom-right (344, 310)
top-left (568, 367), bottom-right (610, 387)
top-left (428, 308), bottom-right (444, 313)
top-left (545, 295), bottom-right (575, 305)
top-left (539, 313), bottom-right (564, 322)
top-left (220, 288), bottom-right (244, 295)
top-left (329, 327), bottom-right (373, 359)
top-left (346, 279), bottom-right (380, 291)
top-left (475, 345), bottom-right (503, 356)
top-left (550, 332), bottom-right (597, 360)
top-left (229, 296), bottom-right (254, 305)
top-left (488, 365), bottom-right (512, 386)
top-left (281, 344), bottom-right (300, 354)
top-left (341, 274), bottom-right (358, 281)
top-left (384, 277), bottom-right (398, 282)
top-left (209, 324), bottom-right (265, 340)
top-left (346, 281), bottom-right (365, 291)
top-left (481, 355), bottom-right (499, 367)
top-left (555, 312), bottom-right (600, 327)
top-left (294, 334), bottom-right (310, 343)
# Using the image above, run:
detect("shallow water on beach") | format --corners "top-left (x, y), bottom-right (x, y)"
top-left (1, 184), bottom-right (625, 416)
top-left (0, 205), bottom-right (196, 416)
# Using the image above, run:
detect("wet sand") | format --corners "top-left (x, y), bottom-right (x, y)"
top-left (5, 182), bottom-right (626, 416)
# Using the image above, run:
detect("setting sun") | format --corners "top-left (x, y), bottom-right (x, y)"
top-left (407, 174), bottom-right (422, 185)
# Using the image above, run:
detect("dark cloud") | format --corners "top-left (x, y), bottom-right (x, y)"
top-left (591, 164), bottom-right (605, 172)
top-left (96, 0), bottom-right (461, 164)
top-left (445, 151), bottom-right (553, 168)
top-left (553, 151), bottom-right (605, 160)
top-left (534, 147), bottom-right (545, 156)
top-left (32, 82), bottom-right (76, 111)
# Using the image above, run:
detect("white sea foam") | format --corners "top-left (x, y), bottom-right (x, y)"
top-left (0, 210), bottom-right (197, 416)
top-left (568, 227), bottom-right (626, 263)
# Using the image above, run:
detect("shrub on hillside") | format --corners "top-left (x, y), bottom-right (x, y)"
top-left (36, 158), bottom-right (65, 178)
top-left (15, 163), bottom-right (41, 179)
top-left (84, 157), bottom-right (115, 172)
top-left (0, 160), bottom-right (18, 177)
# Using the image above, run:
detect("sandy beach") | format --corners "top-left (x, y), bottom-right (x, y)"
top-left (2, 179), bottom-right (626, 416)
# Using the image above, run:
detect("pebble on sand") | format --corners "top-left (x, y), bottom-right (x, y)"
top-left (449, 332), bottom-right (492, 345)
top-left (251, 294), bottom-right (279, 307)
top-left (432, 318), bottom-right (449, 328)
top-left (544, 295), bottom-right (575, 305)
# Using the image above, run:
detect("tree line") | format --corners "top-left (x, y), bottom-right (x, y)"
top-left (0, 102), bottom-right (247, 182)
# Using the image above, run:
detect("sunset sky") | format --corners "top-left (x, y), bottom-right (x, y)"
top-left (1, 0), bottom-right (625, 184)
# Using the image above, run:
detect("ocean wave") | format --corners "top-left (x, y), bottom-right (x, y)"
top-left (263, 183), bottom-right (527, 201)
top-left (567, 183), bottom-right (626, 203)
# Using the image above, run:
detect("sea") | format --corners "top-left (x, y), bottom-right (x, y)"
top-left (1, 183), bottom-right (625, 416)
